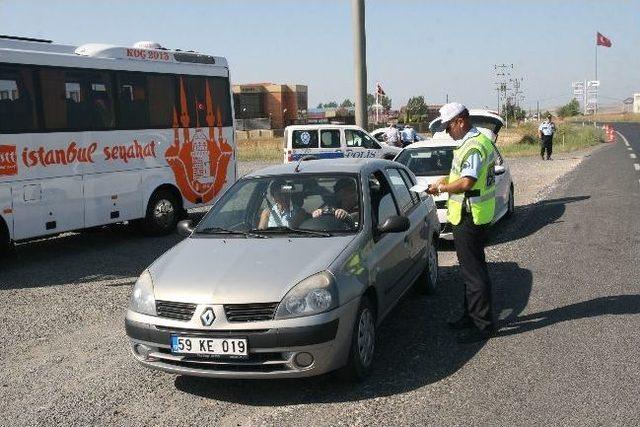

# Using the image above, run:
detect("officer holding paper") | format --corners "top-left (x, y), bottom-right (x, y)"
top-left (426, 102), bottom-right (497, 343)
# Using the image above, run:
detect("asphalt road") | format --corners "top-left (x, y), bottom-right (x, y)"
top-left (0, 129), bottom-right (638, 426)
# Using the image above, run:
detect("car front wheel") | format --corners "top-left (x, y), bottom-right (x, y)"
top-left (505, 186), bottom-right (515, 219)
top-left (342, 296), bottom-right (376, 381)
top-left (416, 236), bottom-right (439, 294)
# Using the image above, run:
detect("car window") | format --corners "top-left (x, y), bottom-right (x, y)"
top-left (395, 147), bottom-right (455, 177)
top-left (345, 129), bottom-right (381, 149)
top-left (292, 130), bottom-right (319, 149)
top-left (387, 169), bottom-right (414, 214)
top-left (398, 168), bottom-right (420, 205)
top-left (197, 174), bottom-right (361, 235)
top-left (369, 171), bottom-right (398, 228)
top-left (320, 129), bottom-right (341, 148)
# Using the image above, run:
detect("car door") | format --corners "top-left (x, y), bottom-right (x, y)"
top-left (366, 170), bottom-right (411, 315)
top-left (345, 128), bottom-right (379, 159)
top-left (492, 145), bottom-right (509, 219)
top-left (386, 168), bottom-right (426, 291)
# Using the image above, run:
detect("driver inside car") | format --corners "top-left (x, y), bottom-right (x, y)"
top-left (312, 178), bottom-right (359, 225)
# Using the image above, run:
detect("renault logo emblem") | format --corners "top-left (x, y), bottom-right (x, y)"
top-left (200, 308), bottom-right (215, 326)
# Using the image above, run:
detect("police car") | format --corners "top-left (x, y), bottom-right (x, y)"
top-left (394, 110), bottom-right (514, 238)
top-left (283, 125), bottom-right (400, 163)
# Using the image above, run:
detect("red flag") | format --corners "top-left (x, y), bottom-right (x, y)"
top-left (376, 82), bottom-right (385, 96)
top-left (596, 32), bottom-right (612, 47)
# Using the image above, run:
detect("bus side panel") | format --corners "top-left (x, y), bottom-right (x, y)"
top-left (11, 176), bottom-right (84, 240)
top-left (84, 170), bottom-right (143, 227)
top-left (0, 185), bottom-right (13, 241)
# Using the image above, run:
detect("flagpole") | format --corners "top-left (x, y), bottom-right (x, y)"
top-left (375, 88), bottom-right (379, 124)
top-left (595, 41), bottom-right (598, 81)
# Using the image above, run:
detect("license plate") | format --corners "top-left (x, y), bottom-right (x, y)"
top-left (170, 336), bottom-right (248, 356)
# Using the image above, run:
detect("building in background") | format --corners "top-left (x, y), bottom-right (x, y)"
top-left (232, 83), bottom-right (307, 130)
top-left (634, 93), bottom-right (640, 114)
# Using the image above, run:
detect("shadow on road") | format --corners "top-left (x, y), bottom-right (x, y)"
top-left (489, 195), bottom-right (591, 246)
top-left (0, 217), bottom-right (202, 290)
top-left (174, 261), bottom-right (532, 405)
top-left (498, 294), bottom-right (640, 337)
top-left (435, 195), bottom-right (591, 252)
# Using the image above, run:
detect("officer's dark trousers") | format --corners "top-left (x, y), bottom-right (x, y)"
top-left (541, 135), bottom-right (553, 159)
top-left (452, 210), bottom-right (494, 331)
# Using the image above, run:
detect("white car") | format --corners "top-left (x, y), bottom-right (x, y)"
top-left (393, 110), bottom-right (514, 238)
top-left (370, 127), bottom-right (426, 145)
top-left (283, 125), bottom-right (400, 163)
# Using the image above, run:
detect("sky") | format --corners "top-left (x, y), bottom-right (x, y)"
top-left (1, 0), bottom-right (638, 112)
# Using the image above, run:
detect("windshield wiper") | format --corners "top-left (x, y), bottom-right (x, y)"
top-left (197, 227), bottom-right (268, 238)
top-left (249, 226), bottom-right (332, 237)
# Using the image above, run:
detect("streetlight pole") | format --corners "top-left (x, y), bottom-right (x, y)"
top-left (351, 0), bottom-right (368, 129)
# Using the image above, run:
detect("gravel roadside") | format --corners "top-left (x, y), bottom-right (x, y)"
top-left (0, 144), bottom-right (605, 427)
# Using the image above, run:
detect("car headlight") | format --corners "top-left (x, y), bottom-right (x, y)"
top-left (275, 272), bottom-right (339, 319)
top-left (129, 270), bottom-right (156, 316)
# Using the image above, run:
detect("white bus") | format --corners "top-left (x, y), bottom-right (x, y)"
top-left (0, 36), bottom-right (236, 251)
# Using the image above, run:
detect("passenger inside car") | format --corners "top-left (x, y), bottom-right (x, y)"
top-left (258, 179), bottom-right (309, 229)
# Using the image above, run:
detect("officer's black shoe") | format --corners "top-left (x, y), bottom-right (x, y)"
top-left (447, 315), bottom-right (474, 330)
top-left (456, 327), bottom-right (495, 344)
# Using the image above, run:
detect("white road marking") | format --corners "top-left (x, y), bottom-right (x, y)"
top-left (635, 163), bottom-right (640, 171)
top-left (631, 153), bottom-right (637, 159)
top-left (628, 147), bottom-right (633, 151)
top-left (616, 130), bottom-right (631, 147)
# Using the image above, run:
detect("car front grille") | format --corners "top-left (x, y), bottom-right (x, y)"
top-left (224, 302), bottom-right (279, 322)
top-left (156, 301), bottom-right (197, 321)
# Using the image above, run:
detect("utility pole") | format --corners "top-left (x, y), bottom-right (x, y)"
top-left (351, 0), bottom-right (367, 128)
top-left (493, 64), bottom-right (513, 116)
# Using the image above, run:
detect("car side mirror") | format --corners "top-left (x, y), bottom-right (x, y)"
top-left (494, 165), bottom-right (506, 175)
top-left (377, 215), bottom-right (410, 234)
top-left (177, 220), bottom-right (194, 237)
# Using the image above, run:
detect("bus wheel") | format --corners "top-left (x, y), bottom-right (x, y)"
top-left (0, 220), bottom-right (13, 257)
top-left (141, 189), bottom-right (182, 236)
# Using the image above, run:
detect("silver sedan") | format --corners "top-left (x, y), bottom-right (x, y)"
top-left (125, 159), bottom-right (440, 380)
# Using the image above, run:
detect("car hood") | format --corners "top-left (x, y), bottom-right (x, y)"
top-left (149, 235), bottom-right (356, 304)
top-left (416, 175), bottom-right (448, 202)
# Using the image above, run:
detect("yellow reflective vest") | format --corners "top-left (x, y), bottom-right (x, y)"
top-left (447, 131), bottom-right (496, 225)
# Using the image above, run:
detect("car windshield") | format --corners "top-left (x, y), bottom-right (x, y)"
top-left (395, 147), bottom-right (455, 176)
top-left (195, 174), bottom-right (361, 236)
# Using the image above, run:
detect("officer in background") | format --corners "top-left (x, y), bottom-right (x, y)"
top-left (538, 114), bottom-right (556, 160)
top-left (401, 124), bottom-right (418, 147)
top-left (427, 102), bottom-right (496, 343)
top-left (384, 124), bottom-right (402, 147)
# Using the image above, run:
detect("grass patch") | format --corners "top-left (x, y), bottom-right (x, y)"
top-left (236, 138), bottom-right (283, 162)
top-left (566, 112), bottom-right (640, 123)
top-left (498, 123), bottom-right (604, 157)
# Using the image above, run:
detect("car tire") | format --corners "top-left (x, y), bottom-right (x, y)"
top-left (139, 189), bottom-right (183, 236)
top-left (341, 296), bottom-right (376, 381)
top-left (504, 186), bottom-right (515, 219)
top-left (415, 236), bottom-right (439, 294)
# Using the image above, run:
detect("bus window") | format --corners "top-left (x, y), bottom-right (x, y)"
top-left (180, 75), bottom-right (232, 128)
top-left (116, 73), bottom-right (149, 129)
top-left (40, 68), bottom-right (115, 131)
top-left (0, 65), bottom-right (38, 132)
top-left (147, 75), bottom-right (176, 128)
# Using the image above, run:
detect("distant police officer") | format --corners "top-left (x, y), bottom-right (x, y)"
top-left (427, 102), bottom-right (496, 343)
top-left (401, 124), bottom-right (418, 147)
top-left (538, 114), bottom-right (556, 160)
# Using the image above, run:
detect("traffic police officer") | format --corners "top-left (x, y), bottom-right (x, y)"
top-left (427, 102), bottom-right (496, 343)
top-left (538, 114), bottom-right (556, 160)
